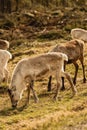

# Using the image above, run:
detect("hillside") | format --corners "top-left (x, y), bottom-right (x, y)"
top-left (0, 6), bottom-right (87, 45)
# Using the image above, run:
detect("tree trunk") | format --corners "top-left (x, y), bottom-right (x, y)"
top-left (6, 0), bottom-right (11, 13)
top-left (56, 0), bottom-right (58, 6)
top-left (61, 0), bottom-right (68, 6)
top-left (15, 0), bottom-right (19, 11)
top-left (46, 0), bottom-right (49, 7)
top-left (31, 0), bottom-right (34, 4)
top-left (0, 0), bottom-right (5, 13)
top-left (0, 0), bottom-right (11, 13)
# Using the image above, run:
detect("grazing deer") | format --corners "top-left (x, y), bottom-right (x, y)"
top-left (48, 39), bottom-right (86, 91)
top-left (0, 50), bottom-right (12, 84)
top-left (8, 52), bottom-right (77, 108)
top-left (71, 28), bottom-right (87, 42)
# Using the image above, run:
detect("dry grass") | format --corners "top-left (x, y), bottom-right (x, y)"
top-left (0, 39), bottom-right (87, 130)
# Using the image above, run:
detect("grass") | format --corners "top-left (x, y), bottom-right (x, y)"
top-left (0, 39), bottom-right (87, 130)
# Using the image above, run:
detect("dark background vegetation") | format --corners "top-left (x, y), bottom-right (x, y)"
top-left (0, 0), bottom-right (87, 13)
top-left (0, 0), bottom-right (87, 47)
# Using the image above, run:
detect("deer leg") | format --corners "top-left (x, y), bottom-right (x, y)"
top-left (3, 68), bottom-right (9, 84)
top-left (61, 64), bottom-right (66, 91)
top-left (25, 84), bottom-right (30, 106)
top-left (30, 80), bottom-right (39, 103)
top-left (53, 73), bottom-right (61, 100)
top-left (62, 71), bottom-right (77, 96)
top-left (0, 71), bottom-right (4, 83)
top-left (80, 57), bottom-right (86, 83)
top-left (47, 76), bottom-right (52, 91)
top-left (73, 62), bottom-right (79, 85)
top-left (60, 77), bottom-right (65, 91)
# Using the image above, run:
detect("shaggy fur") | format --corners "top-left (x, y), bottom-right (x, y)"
top-left (71, 28), bottom-right (87, 42)
top-left (8, 52), bottom-right (77, 108)
top-left (0, 49), bottom-right (12, 84)
top-left (48, 39), bottom-right (86, 91)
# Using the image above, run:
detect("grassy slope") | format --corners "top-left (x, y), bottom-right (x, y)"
top-left (0, 40), bottom-right (87, 130)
